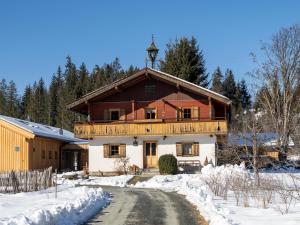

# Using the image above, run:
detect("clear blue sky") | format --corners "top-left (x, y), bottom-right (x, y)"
top-left (0, 0), bottom-right (299, 93)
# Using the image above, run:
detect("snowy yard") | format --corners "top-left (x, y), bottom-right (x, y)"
top-left (1, 167), bottom-right (299, 225)
top-left (135, 165), bottom-right (300, 225)
top-left (0, 185), bottom-right (109, 225)
top-left (57, 172), bottom-right (133, 187)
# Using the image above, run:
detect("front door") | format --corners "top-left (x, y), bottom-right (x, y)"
top-left (143, 141), bottom-right (158, 168)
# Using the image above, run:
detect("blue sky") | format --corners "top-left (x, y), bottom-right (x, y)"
top-left (0, 0), bottom-right (299, 93)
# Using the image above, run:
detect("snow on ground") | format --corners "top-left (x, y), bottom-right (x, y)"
top-left (57, 172), bottom-right (134, 187)
top-left (0, 185), bottom-right (110, 225)
top-left (135, 165), bottom-right (300, 225)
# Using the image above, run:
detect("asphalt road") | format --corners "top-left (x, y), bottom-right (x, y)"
top-left (85, 186), bottom-right (206, 225)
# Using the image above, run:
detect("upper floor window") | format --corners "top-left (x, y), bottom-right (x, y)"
top-left (145, 108), bottom-right (156, 119)
top-left (145, 85), bottom-right (156, 94)
top-left (110, 110), bottom-right (120, 121)
top-left (183, 108), bottom-right (191, 119)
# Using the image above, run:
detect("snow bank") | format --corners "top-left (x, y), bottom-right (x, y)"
top-left (0, 185), bottom-right (109, 225)
top-left (57, 172), bottom-right (133, 187)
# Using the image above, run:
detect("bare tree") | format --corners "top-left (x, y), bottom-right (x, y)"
top-left (253, 25), bottom-right (300, 159)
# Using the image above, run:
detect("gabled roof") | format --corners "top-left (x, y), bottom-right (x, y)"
top-left (0, 115), bottom-right (82, 142)
top-left (67, 67), bottom-right (231, 113)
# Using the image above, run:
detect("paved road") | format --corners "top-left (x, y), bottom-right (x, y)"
top-left (86, 186), bottom-right (206, 225)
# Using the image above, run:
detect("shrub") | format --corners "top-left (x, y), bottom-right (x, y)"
top-left (158, 154), bottom-right (178, 175)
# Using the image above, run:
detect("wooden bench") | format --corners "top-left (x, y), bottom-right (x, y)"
top-left (178, 160), bottom-right (201, 167)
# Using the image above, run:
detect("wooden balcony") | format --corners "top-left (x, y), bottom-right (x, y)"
top-left (74, 120), bottom-right (228, 139)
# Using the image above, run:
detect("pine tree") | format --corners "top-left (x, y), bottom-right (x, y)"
top-left (60, 56), bottom-right (78, 130)
top-left (160, 36), bottom-right (209, 87)
top-left (33, 78), bottom-right (49, 124)
top-left (0, 79), bottom-right (7, 115)
top-left (211, 67), bottom-right (223, 93)
top-left (49, 70), bottom-right (60, 126)
top-left (222, 69), bottom-right (237, 100)
top-left (239, 79), bottom-right (251, 110)
top-left (76, 63), bottom-right (90, 98)
top-left (6, 81), bottom-right (19, 117)
top-left (20, 85), bottom-right (34, 120)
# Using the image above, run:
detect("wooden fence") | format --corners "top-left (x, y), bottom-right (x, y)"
top-left (0, 167), bottom-right (53, 193)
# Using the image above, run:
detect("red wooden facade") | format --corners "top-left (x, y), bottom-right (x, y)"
top-left (68, 68), bottom-right (231, 138)
top-left (88, 78), bottom-right (227, 122)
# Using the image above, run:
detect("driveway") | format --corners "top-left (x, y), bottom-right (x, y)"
top-left (85, 186), bottom-right (207, 225)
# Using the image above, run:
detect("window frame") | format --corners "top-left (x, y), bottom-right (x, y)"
top-left (145, 108), bottom-right (157, 119)
top-left (183, 108), bottom-right (192, 119)
top-left (109, 109), bottom-right (120, 121)
top-left (110, 145), bottom-right (120, 157)
top-left (182, 142), bottom-right (193, 156)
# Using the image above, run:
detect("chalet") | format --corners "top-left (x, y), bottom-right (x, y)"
top-left (0, 115), bottom-right (88, 172)
top-left (68, 67), bottom-right (231, 173)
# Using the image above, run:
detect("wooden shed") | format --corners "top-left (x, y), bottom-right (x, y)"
top-left (0, 115), bottom-right (87, 172)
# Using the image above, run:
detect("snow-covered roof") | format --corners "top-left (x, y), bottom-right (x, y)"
top-left (228, 132), bottom-right (294, 147)
top-left (0, 115), bottom-right (83, 143)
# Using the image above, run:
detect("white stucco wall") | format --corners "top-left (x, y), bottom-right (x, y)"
top-left (89, 135), bottom-right (216, 172)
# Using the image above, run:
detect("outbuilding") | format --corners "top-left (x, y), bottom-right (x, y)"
top-left (0, 115), bottom-right (87, 172)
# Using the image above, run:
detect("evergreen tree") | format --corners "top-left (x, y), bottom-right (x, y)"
top-left (49, 69), bottom-right (60, 126)
top-left (211, 67), bottom-right (223, 93)
top-left (33, 78), bottom-right (49, 124)
top-left (160, 36), bottom-right (209, 87)
top-left (6, 81), bottom-right (19, 117)
top-left (239, 79), bottom-right (251, 110)
top-left (76, 63), bottom-right (90, 98)
top-left (59, 56), bottom-right (78, 130)
top-left (20, 85), bottom-right (34, 120)
top-left (222, 69), bottom-right (237, 100)
top-left (234, 82), bottom-right (243, 116)
top-left (0, 79), bottom-right (7, 115)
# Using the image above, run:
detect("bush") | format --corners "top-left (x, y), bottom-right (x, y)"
top-left (158, 154), bottom-right (178, 175)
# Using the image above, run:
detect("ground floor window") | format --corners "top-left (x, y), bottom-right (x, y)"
top-left (176, 142), bottom-right (199, 156)
top-left (182, 143), bottom-right (193, 156)
top-left (104, 144), bottom-right (126, 158)
top-left (110, 145), bottom-right (120, 156)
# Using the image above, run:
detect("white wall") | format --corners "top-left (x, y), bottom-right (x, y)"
top-left (89, 135), bottom-right (216, 172)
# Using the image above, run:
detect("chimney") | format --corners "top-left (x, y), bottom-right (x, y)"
top-left (59, 128), bottom-right (63, 135)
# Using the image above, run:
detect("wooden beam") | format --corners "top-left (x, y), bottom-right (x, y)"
top-left (131, 100), bottom-right (135, 120)
top-left (208, 97), bottom-right (212, 120)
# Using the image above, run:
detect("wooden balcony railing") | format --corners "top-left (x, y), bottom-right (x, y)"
top-left (74, 120), bottom-right (228, 139)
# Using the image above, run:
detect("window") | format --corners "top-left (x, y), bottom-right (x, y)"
top-left (183, 108), bottom-right (191, 119)
top-left (145, 85), bottom-right (156, 94)
top-left (145, 108), bottom-right (156, 119)
top-left (110, 145), bottom-right (119, 156)
top-left (55, 151), bottom-right (58, 160)
top-left (42, 150), bottom-right (45, 159)
top-left (110, 110), bottom-right (120, 121)
top-left (104, 144), bottom-right (126, 158)
top-left (33, 148), bottom-right (35, 153)
top-left (49, 150), bottom-right (52, 159)
top-left (182, 143), bottom-right (193, 156)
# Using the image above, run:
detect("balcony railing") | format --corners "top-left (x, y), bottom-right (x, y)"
top-left (74, 120), bottom-right (228, 139)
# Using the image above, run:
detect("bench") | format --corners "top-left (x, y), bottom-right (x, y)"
top-left (178, 160), bottom-right (201, 167)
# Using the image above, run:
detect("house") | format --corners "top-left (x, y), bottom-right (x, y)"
top-left (68, 68), bottom-right (231, 173)
top-left (227, 132), bottom-right (295, 161)
top-left (0, 115), bottom-right (87, 172)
